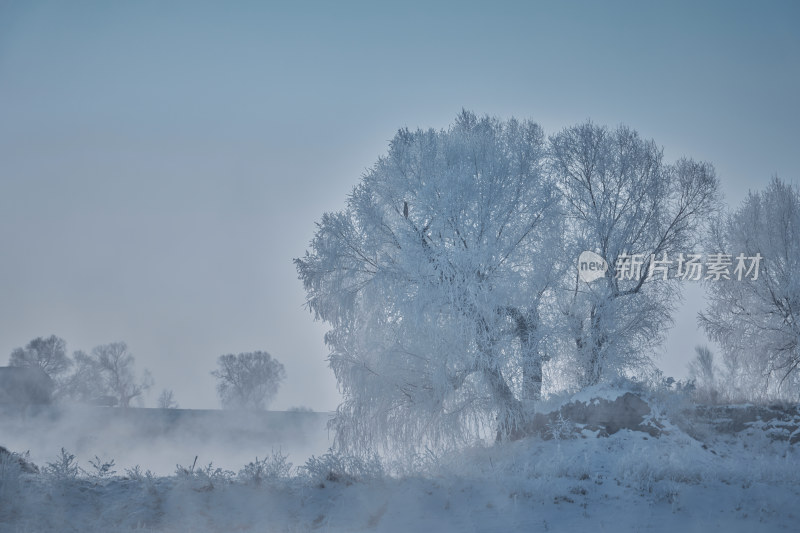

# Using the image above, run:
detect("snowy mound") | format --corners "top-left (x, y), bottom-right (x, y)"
top-left (530, 388), bottom-right (800, 446)
top-left (683, 403), bottom-right (800, 446)
top-left (526, 391), bottom-right (663, 439)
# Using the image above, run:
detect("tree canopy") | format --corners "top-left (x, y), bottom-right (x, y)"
top-left (297, 111), bottom-right (720, 455)
top-left (212, 351), bottom-right (286, 410)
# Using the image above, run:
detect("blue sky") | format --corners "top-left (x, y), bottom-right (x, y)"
top-left (1, 1), bottom-right (798, 409)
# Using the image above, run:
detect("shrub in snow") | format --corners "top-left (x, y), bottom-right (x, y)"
top-left (175, 456), bottom-right (234, 492)
top-left (238, 450), bottom-right (293, 486)
top-left (43, 448), bottom-right (80, 481)
top-left (546, 413), bottom-right (577, 441)
top-left (124, 464), bottom-right (145, 481)
top-left (615, 443), bottom-right (702, 500)
top-left (87, 455), bottom-right (116, 480)
top-left (302, 450), bottom-right (384, 486)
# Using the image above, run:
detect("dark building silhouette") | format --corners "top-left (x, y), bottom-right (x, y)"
top-left (0, 366), bottom-right (54, 407)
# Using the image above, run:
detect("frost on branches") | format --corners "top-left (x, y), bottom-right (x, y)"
top-left (700, 177), bottom-right (800, 400)
top-left (296, 111), bottom-right (562, 454)
top-left (296, 112), bottom-right (720, 456)
top-left (550, 123), bottom-right (718, 387)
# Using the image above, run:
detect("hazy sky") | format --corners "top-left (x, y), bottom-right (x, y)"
top-left (1, 1), bottom-right (798, 410)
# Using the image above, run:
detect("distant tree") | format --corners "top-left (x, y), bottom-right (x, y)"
top-left (92, 342), bottom-right (153, 408)
top-left (551, 122), bottom-right (719, 386)
top-left (157, 389), bottom-right (178, 409)
top-left (9, 335), bottom-right (72, 391)
top-left (211, 352), bottom-right (285, 410)
top-left (62, 343), bottom-right (152, 407)
top-left (700, 177), bottom-right (800, 401)
top-left (61, 350), bottom-right (107, 404)
top-left (688, 345), bottom-right (719, 403)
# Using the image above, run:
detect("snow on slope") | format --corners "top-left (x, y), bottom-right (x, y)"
top-left (2, 394), bottom-right (799, 532)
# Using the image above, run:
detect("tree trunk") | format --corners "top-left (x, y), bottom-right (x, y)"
top-left (484, 367), bottom-right (526, 441)
top-left (583, 306), bottom-right (606, 386)
top-left (514, 308), bottom-right (545, 405)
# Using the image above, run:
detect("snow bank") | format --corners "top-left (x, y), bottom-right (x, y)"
top-left (2, 393), bottom-right (799, 531)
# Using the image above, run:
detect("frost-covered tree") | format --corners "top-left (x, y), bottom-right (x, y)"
top-left (157, 389), bottom-right (178, 409)
top-left (550, 123), bottom-right (719, 386)
top-left (296, 111), bottom-right (563, 454)
top-left (62, 343), bottom-right (152, 407)
top-left (700, 177), bottom-right (800, 401)
top-left (211, 351), bottom-right (285, 410)
top-left (9, 335), bottom-right (72, 389)
top-left (688, 345), bottom-right (719, 403)
top-left (61, 350), bottom-right (107, 404)
top-left (92, 342), bottom-right (153, 408)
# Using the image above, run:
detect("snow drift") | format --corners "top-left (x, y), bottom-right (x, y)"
top-left (2, 388), bottom-right (798, 532)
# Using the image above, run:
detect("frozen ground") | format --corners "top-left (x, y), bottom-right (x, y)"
top-left (1, 391), bottom-right (798, 532)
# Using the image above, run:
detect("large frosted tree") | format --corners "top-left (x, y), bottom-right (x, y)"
top-left (700, 177), bottom-right (800, 400)
top-left (296, 111), bottom-right (562, 454)
top-left (550, 122), bottom-right (719, 386)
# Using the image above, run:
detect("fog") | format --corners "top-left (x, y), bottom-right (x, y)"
top-left (0, 405), bottom-right (331, 476)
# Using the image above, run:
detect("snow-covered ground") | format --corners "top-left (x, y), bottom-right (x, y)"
top-left (2, 392), bottom-right (798, 532)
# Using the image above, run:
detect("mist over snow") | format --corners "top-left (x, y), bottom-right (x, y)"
top-left (0, 406), bottom-right (331, 477)
top-left (2, 384), bottom-right (800, 532)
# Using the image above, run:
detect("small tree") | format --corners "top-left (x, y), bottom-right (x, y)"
top-left (688, 345), bottom-right (719, 403)
top-left (212, 352), bottom-right (285, 410)
top-left (9, 335), bottom-right (72, 394)
top-left (157, 389), bottom-right (178, 409)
